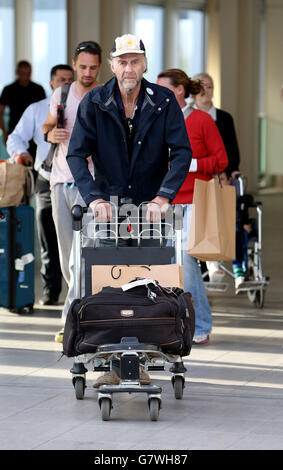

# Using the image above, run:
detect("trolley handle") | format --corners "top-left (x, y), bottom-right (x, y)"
top-left (71, 205), bottom-right (88, 231)
top-left (71, 202), bottom-right (183, 254)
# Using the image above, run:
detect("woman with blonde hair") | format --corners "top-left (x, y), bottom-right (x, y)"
top-left (192, 72), bottom-right (240, 180)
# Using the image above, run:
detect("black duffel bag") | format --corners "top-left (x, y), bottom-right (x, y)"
top-left (63, 279), bottom-right (195, 358)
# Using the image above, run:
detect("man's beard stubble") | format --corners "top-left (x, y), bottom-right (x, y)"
top-left (78, 76), bottom-right (95, 88)
top-left (120, 77), bottom-right (141, 93)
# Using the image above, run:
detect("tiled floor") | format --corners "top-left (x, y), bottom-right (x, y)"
top-left (0, 193), bottom-right (283, 450)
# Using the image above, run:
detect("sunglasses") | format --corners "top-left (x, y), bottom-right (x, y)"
top-left (76, 42), bottom-right (100, 52)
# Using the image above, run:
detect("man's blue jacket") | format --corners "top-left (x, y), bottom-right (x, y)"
top-left (67, 77), bottom-right (192, 206)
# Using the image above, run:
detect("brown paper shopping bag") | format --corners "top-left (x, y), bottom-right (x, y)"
top-left (0, 161), bottom-right (28, 207)
top-left (187, 177), bottom-right (236, 261)
top-left (92, 264), bottom-right (183, 294)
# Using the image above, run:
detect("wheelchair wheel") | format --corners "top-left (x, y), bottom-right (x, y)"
top-left (247, 289), bottom-right (256, 304)
top-left (255, 289), bottom-right (265, 308)
top-left (247, 262), bottom-right (256, 304)
top-left (247, 251), bottom-right (265, 308)
top-left (247, 288), bottom-right (265, 308)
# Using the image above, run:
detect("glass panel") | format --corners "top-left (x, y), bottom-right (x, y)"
top-left (135, 4), bottom-right (164, 83)
top-left (32, 0), bottom-right (67, 95)
top-left (178, 9), bottom-right (204, 78)
top-left (266, 117), bottom-right (283, 174)
top-left (0, 0), bottom-right (15, 94)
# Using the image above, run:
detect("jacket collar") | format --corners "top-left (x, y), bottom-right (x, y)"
top-left (90, 76), bottom-right (171, 109)
top-left (89, 76), bottom-right (175, 178)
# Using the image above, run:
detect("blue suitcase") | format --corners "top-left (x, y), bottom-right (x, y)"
top-left (0, 205), bottom-right (34, 312)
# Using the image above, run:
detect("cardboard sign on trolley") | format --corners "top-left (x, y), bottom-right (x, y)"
top-left (92, 264), bottom-right (183, 294)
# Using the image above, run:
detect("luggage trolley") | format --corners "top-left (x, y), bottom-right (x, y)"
top-left (70, 202), bottom-right (187, 421)
top-left (203, 176), bottom-right (269, 307)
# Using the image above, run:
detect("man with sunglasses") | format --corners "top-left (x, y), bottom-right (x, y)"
top-left (42, 41), bottom-right (102, 342)
top-left (67, 34), bottom-right (192, 387)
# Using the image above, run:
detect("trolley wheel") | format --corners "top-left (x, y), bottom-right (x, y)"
top-left (172, 375), bottom-right (184, 400)
top-left (100, 398), bottom-right (112, 421)
top-left (23, 304), bottom-right (34, 313)
top-left (11, 304), bottom-right (34, 314)
top-left (148, 398), bottom-right (160, 421)
top-left (74, 377), bottom-right (85, 400)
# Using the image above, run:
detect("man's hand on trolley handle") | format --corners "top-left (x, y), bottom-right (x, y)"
top-left (89, 196), bottom-right (170, 223)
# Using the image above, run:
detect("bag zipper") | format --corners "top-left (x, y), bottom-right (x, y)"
top-left (79, 338), bottom-right (181, 350)
top-left (78, 298), bottom-right (178, 320)
top-left (77, 295), bottom-right (154, 319)
top-left (80, 317), bottom-right (176, 326)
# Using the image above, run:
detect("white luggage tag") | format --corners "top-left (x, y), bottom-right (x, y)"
top-left (121, 278), bottom-right (157, 291)
top-left (15, 253), bottom-right (35, 271)
top-left (121, 278), bottom-right (158, 302)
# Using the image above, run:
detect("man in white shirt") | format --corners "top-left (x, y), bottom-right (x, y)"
top-left (42, 42), bottom-right (102, 342)
top-left (7, 64), bottom-right (74, 305)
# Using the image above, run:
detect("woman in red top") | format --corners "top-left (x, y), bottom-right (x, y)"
top-left (157, 69), bottom-right (228, 344)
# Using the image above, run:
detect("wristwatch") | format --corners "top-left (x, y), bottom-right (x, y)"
top-left (44, 131), bottom-right (49, 142)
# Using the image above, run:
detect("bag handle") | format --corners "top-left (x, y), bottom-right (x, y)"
top-left (41, 83), bottom-right (71, 172)
top-left (25, 168), bottom-right (35, 197)
top-left (216, 174), bottom-right (223, 188)
top-left (61, 83), bottom-right (71, 109)
top-left (0, 162), bottom-right (7, 201)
